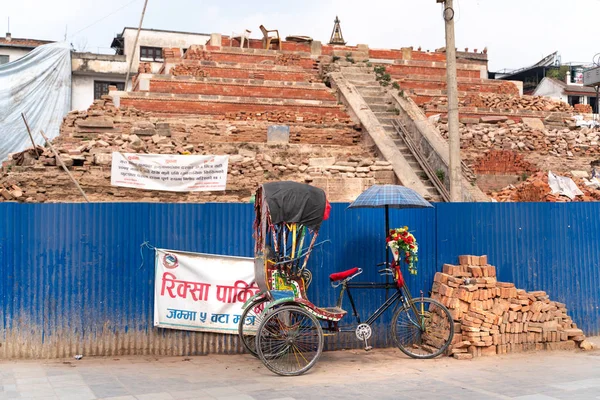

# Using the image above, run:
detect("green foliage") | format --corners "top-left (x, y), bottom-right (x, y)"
top-left (366, 62), bottom-right (372, 67)
top-left (399, 90), bottom-right (405, 97)
top-left (392, 81), bottom-right (400, 90)
top-left (345, 52), bottom-right (355, 63)
top-left (436, 169), bottom-right (446, 183)
top-left (519, 172), bottom-right (530, 181)
top-left (332, 55), bottom-right (340, 62)
top-left (546, 66), bottom-right (570, 81)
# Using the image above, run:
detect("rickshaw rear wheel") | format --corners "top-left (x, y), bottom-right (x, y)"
top-left (256, 305), bottom-right (324, 376)
top-left (238, 297), bottom-right (269, 357)
top-left (391, 297), bottom-right (454, 359)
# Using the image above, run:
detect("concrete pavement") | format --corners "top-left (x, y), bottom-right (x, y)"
top-left (0, 338), bottom-right (599, 400)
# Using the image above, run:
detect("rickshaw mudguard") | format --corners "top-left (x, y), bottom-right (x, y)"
top-left (241, 292), bottom-right (268, 310)
top-left (262, 290), bottom-right (297, 313)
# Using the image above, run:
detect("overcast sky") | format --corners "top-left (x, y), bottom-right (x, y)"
top-left (2, 0), bottom-right (599, 71)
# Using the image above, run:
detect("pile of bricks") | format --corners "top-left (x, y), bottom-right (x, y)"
top-left (436, 120), bottom-right (600, 157)
top-left (431, 255), bottom-right (589, 360)
top-left (428, 93), bottom-right (573, 112)
top-left (489, 171), bottom-right (600, 202)
top-left (472, 150), bottom-right (538, 175)
top-left (574, 104), bottom-right (593, 114)
top-left (169, 64), bottom-right (209, 78)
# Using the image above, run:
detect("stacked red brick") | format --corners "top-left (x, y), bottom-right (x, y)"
top-left (472, 150), bottom-right (537, 175)
top-left (431, 255), bottom-right (586, 360)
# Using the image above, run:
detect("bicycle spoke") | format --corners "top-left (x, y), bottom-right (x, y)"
top-left (392, 298), bottom-right (454, 359)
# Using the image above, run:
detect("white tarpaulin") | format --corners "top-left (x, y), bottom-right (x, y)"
top-left (154, 248), bottom-right (259, 333)
top-left (0, 42), bottom-right (71, 162)
top-left (548, 171), bottom-right (584, 200)
top-left (111, 152), bottom-right (229, 192)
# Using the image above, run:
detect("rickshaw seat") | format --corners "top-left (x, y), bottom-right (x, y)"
top-left (329, 267), bottom-right (360, 282)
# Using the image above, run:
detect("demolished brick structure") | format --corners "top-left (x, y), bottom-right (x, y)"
top-left (1, 42), bottom-right (399, 203)
top-left (431, 255), bottom-right (589, 360)
top-left (1, 35), bottom-right (598, 203)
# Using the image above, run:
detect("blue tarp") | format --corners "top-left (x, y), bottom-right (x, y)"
top-left (0, 42), bottom-right (71, 161)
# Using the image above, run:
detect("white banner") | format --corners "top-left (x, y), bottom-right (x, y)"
top-left (153, 248), bottom-right (260, 334)
top-left (111, 153), bottom-right (228, 192)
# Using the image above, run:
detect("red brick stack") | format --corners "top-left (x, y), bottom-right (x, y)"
top-left (431, 255), bottom-right (587, 360)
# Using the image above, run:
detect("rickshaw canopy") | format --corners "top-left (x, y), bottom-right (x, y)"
top-left (262, 181), bottom-right (327, 231)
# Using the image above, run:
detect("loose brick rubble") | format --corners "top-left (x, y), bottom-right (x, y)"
top-left (427, 93), bottom-right (573, 113)
top-left (0, 99), bottom-right (393, 203)
top-left (489, 171), bottom-right (600, 202)
top-left (431, 255), bottom-right (589, 359)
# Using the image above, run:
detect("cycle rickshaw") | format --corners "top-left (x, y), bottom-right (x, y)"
top-left (238, 182), bottom-right (454, 376)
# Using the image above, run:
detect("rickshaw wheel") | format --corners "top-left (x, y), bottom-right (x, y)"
top-left (256, 305), bottom-right (324, 376)
top-left (238, 297), bottom-right (269, 357)
top-left (391, 297), bottom-right (454, 359)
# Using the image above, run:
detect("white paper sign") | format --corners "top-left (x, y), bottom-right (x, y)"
top-left (111, 152), bottom-right (228, 192)
top-left (153, 248), bottom-right (260, 333)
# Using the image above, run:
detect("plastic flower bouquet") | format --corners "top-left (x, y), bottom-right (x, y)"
top-left (386, 226), bottom-right (419, 275)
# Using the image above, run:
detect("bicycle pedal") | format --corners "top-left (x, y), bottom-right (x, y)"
top-left (364, 346), bottom-right (373, 351)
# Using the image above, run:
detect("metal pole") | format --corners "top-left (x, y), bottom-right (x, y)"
top-left (39, 130), bottom-right (90, 203)
top-left (442, 0), bottom-right (462, 202)
top-left (124, 0), bottom-right (149, 91)
top-left (385, 205), bottom-right (390, 299)
top-left (21, 113), bottom-right (40, 158)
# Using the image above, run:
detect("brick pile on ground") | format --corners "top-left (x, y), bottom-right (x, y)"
top-left (0, 100), bottom-right (389, 203)
top-left (472, 150), bottom-right (538, 175)
top-left (489, 171), bottom-right (600, 202)
top-left (427, 93), bottom-right (573, 112)
top-left (436, 119), bottom-right (600, 157)
top-left (574, 104), bottom-right (593, 114)
top-left (431, 255), bottom-right (590, 360)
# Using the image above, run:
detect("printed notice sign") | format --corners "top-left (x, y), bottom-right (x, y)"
top-left (154, 248), bottom-right (259, 334)
top-left (111, 152), bottom-right (228, 192)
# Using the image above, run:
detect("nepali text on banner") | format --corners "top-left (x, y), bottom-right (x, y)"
top-left (111, 153), bottom-right (229, 192)
top-left (153, 248), bottom-right (260, 334)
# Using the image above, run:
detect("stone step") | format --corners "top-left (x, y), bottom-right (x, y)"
top-left (362, 96), bottom-right (389, 104)
top-left (343, 73), bottom-right (378, 81)
top-left (369, 104), bottom-right (396, 112)
top-left (339, 66), bottom-right (376, 74)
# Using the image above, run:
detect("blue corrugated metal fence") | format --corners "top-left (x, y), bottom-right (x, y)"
top-left (0, 202), bottom-right (598, 358)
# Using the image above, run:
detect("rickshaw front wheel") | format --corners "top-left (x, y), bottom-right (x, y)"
top-left (256, 305), bottom-right (324, 376)
top-left (238, 297), bottom-right (269, 357)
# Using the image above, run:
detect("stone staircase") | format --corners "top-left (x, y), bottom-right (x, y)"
top-left (340, 65), bottom-right (444, 201)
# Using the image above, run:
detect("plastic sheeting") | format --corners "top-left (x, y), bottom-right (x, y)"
top-left (0, 42), bottom-right (71, 162)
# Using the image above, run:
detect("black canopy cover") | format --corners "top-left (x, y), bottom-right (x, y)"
top-left (262, 181), bottom-right (326, 231)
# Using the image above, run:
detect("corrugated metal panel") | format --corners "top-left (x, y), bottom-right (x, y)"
top-left (436, 203), bottom-right (600, 336)
top-left (1, 202), bottom-right (598, 358)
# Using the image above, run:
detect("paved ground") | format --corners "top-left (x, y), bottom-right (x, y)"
top-left (1, 338), bottom-right (599, 400)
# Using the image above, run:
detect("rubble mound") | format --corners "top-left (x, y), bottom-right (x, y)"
top-left (427, 93), bottom-right (573, 113)
top-left (489, 171), bottom-right (600, 202)
top-left (431, 255), bottom-right (587, 359)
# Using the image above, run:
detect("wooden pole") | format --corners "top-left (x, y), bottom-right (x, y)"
top-left (39, 130), bottom-right (90, 203)
top-left (124, 0), bottom-right (149, 91)
top-left (21, 113), bottom-right (41, 158)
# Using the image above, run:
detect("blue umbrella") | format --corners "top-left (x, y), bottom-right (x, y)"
top-left (348, 185), bottom-right (433, 276)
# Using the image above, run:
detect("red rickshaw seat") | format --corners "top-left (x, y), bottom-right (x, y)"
top-left (329, 267), bottom-right (360, 282)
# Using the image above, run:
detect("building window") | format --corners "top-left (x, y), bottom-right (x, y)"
top-left (140, 46), bottom-right (163, 61)
top-left (0, 55), bottom-right (9, 65)
top-left (94, 81), bottom-right (125, 99)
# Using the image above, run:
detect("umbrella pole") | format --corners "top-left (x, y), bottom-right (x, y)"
top-left (385, 205), bottom-right (389, 300)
